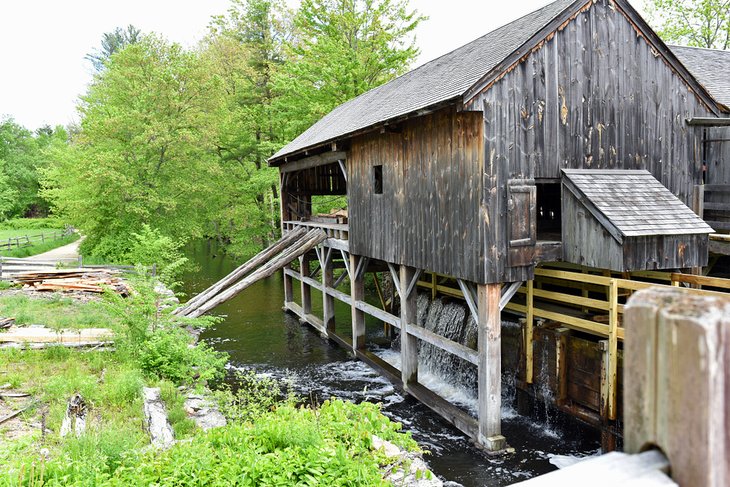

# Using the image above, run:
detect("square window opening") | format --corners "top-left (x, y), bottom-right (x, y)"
top-left (537, 182), bottom-right (562, 241)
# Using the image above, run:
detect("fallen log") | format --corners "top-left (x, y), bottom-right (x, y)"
top-left (175, 227), bottom-right (307, 317)
top-left (186, 229), bottom-right (327, 318)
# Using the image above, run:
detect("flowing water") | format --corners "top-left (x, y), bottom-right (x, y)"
top-left (181, 241), bottom-right (600, 486)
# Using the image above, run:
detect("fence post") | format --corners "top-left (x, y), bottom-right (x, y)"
top-left (78, 255), bottom-right (83, 268)
top-left (525, 279), bottom-right (534, 384)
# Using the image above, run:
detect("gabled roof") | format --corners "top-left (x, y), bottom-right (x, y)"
top-left (270, 0), bottom-right (726, 164)
top-left (561, 169), bottom-right (713, 242)
top-left (270, 0), bottom-right (578, 162)
top-left (670, 45), bottom-right (730, 108)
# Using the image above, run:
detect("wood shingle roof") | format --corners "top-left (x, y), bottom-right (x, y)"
top-left (671, 45), bottom-right (730, 109)
top-left (561, 169), bottom-right (714, 240)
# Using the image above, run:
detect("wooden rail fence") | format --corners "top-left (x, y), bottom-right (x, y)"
top-left (0, 229), bottom-right (73, 252)
top-left (417, 265), bottom-right (730, 422)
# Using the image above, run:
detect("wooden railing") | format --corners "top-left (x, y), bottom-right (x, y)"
top-left (283, 220), bottom-right (349, 241)
top-left (701, 184), bottom-right (730, 232)
top-left (417, 266), bottom-right (730, 421)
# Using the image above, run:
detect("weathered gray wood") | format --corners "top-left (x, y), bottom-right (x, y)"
top-left (407, 323), bottom-right (478, 366)
top-left (624, 288), bottom-right (730, 487)
top-left (477, 283), bottom-right (504, 451)
top-left (279, 151), bottom-right (347, 173)
top-left (176, 227), bottom-right (307, 316)
top-left (299, 254), bottom-right (312, 316)
top-left (320, 247), bottom-right (335, 334)
top-left (399, 265), bottom-right (419, 388)
top-left (189, 229), bottom-right (327, 318)
top-left (350, 254), bottom-right (366, 351)
top-left (354, 300), bottom-right (400, 328)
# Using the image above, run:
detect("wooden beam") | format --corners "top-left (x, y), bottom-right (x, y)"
top-left (499, 281), bottom-right (523, 311)
top-left (400, 265), bottom-right (419, 388)
top-left (525, 280), bottom-right (534, 384)
top-left (321, 247), bottom-right (335, 334)
top-left (457, 279), bottom-right (479, 318)
top-left (300, 254), bottom-right (312, 316)
top-left (477, 283), bottom-right (505, 451)
top-left (350, 254), bottom-right (366, 351)
top-left (407, 324), bottom-right (478, 365)
top-left (686, 117), bottom-right (730, 127)
top-left (280, 151), bottom-right (347, 173)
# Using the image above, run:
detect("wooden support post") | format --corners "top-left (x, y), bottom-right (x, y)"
top-left (555, 327), bottom-right (570, 407)
top-left (300, 255), bottom-right (312, 316)
top-left (399, 265), bottom-right (419, 388)
top-left (607, 279), bottom-right (618, 420)
top-left (431, 272), bottom-right (437, 300)
top-left (599, 339), bottom-right (609, 420)
top-left (283, 264), bottom-right (294, 306)
top-left (322, 248), bottom-right (335, 334)
top-left (525, 279), bottom-right (534, 384)
top-left (477, 283), bottom-right (505, 452)
top-left (350, 254), bottom-right (365, 351)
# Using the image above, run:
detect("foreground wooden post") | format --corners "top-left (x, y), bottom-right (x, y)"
top-left (399, 265), bottom-right (419, 388)
top-left (525, 279), bottom-right (534, 384)
top-left (350, 254), bottom-right (365, 351)
top-left (477, 282), bottom-right (505, 451)
top-left (321, 248), bottom-right (335, 334)
top-left (283, 263), bottom-right (294, 307)
top-left (624, 288), bottom-right (730, 487)
top-left (299, 254), bottom-right (312, 316)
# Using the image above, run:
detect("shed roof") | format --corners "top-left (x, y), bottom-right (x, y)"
top-left (561, 169), bottom-right (714, 240)
top-left (270, 0), bottom-right (577, 162)
top-left (671, 46), bottom-right (730, 108)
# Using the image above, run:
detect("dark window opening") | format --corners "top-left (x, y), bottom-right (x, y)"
top-left (537, 182), bottom-right (562, 241)
top-left (373, 165), bottom-right (383, 194)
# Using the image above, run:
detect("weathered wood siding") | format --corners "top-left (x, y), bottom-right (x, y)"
top-left (706, 127), bottom-right (730, 186)
top-left (562, 188), bottom-right (708, 270)
top-left (348, 108), bottom-right (485, 282)
top-left (468, 0), bottom-right (715, 281)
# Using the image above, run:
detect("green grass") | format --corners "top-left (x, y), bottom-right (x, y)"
top-left (0, 294), bottom-right (117, 330)
top-left (2, 233), bottom-right (79, 258)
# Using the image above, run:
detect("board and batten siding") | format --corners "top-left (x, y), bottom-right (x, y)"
top-left (466, 0), bottom-right (715, 282)
top-left (348, 107), bottom-right (485, 283)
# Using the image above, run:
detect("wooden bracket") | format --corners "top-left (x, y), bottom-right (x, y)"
top-left (387, 263), bottom-right (401, 293)
top-left (499, 281), bottom-right (523, 311)
top-left (338, 159), bottom-right (347, 183)
top-left (340, 249), bottom-right (351, 277)
top-left (354, 256), bottom-right (369, 281)
top-left (457, 279), bottom-right (479, 318)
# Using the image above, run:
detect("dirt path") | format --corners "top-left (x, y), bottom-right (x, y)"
top-left (24, 237), bottom-right (84, 261)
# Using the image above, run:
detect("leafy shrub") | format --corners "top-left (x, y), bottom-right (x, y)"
top-left (124, 224), bottom-right (188, 287)
top-left (214, 370), bottom-right (292, 423)
top-left (138, 328), bottom-right (226, 384)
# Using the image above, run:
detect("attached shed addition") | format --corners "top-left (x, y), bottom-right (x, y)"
top-left (561, 169), bottom-right (713, 271)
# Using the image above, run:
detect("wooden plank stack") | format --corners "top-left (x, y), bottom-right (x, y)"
top-left (11, 269), bottom-right (129, 295)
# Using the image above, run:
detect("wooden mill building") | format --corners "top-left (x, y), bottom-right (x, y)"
top-left (268, 0), bottom-right (730, 451)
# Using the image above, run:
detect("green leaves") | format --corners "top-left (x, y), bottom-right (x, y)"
top-left (648, 0), bottom-right (730, 49)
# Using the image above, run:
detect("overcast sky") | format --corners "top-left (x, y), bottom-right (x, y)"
top-left (0, 0), bottom-right (647, 130)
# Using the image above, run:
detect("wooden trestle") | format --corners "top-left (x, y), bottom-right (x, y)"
top-left (280, 222), bottom-right (730, 453)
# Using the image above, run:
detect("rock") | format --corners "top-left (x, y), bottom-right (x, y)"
top-left (372, 435), bottom-right (443, 487)
top-left (142, 387), bottom-right (175, 449)
top-left (184, 393), bottom-right (227, 431)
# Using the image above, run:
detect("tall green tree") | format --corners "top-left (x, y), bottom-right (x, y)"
top-left (0, 119), bottom-right (62, 217)
top-left (86, 24), bottom-right (143, 71)
top-left (44, 36), bottom-right (226, 260)
top-left (647, 0), bottom-right (730, 49)
top-left (278, 0), bottom-right (425, 135)
top-left (203, 0), bottom-right (293, 253)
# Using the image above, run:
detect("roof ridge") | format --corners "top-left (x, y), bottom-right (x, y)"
top-left (669, 44), bottom-right (730, 54)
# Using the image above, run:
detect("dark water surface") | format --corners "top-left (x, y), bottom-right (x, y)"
top-left (181, 241), bottom-right (600, 486)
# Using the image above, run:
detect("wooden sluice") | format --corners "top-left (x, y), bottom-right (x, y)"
top-left (176, 227), bottom-right (326, 319)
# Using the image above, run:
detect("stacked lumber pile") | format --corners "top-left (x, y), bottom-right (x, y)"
top-left (12, 269), bottom-right (129, 295)
top-left (0, 318), bottom-right (14, 330)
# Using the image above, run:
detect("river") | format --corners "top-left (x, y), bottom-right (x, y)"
top-left (181, 241), bottom-right (600, 486)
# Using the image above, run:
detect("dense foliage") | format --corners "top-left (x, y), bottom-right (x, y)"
top-left (647, 0), bottom-right (730, 49)
top-left (0, 119), bottom-right (66, 219)
top-left (36, 0), bottom-right (423, 265)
